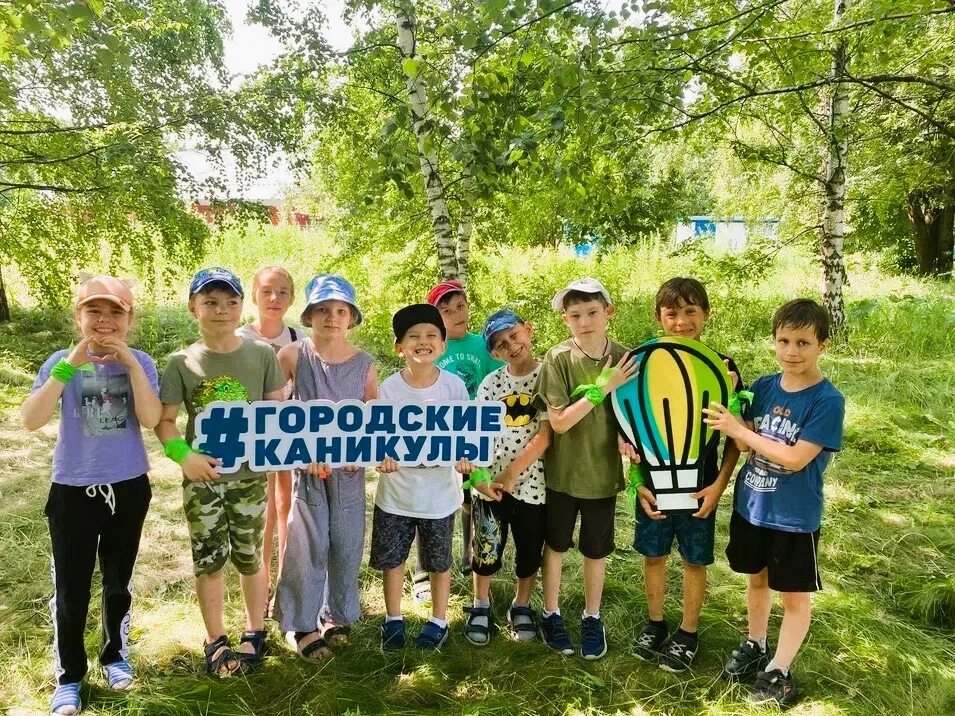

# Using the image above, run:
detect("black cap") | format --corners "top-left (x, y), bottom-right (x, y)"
top-left (392, 303), bottom-right (447, 341)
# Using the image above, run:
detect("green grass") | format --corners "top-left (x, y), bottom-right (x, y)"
top-left (1, 231), bottom-right (954, 715)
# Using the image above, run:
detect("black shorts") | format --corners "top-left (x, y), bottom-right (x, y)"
top-left (544, 488), bottom-right (616, 559)
top-left (471, 493), bottom-right (546, 578)
top-left (370, 507), bottom-right (455, 573)
top-left (726, 510), bottom-right (823, 592)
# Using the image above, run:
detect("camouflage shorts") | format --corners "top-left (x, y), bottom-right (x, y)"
top-left (183, 477), bottom-right (267, 577)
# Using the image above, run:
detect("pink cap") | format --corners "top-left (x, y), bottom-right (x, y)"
top-left (426, 279), bottom-right (465, 306)
top-left (75, 275), bottom-right (133, 312)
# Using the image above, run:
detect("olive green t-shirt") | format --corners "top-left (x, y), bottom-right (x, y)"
top-left (159, 339), bottom-right (284, 483)
top-left (533, 338), bottom-right (629, 499)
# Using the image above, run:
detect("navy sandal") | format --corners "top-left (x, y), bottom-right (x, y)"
top-left (204, 635), bottom-right (241, 678)
top-left (294, 631), bottom-right (332, 661)
top-left (237, 630), bottom-right (267, 671)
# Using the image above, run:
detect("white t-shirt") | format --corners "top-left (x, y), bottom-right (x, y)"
top-left (375, 369), bottom-right (468, 519)
top-left (236, 323), bottom-right (302, 350)
top-left (236, 323), bottom-right (302, 398)
top-left (475, 364), bottom-right (547, 505)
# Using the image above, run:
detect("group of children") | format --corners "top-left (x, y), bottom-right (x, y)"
top-left (24, 267), bottom-right (844, 715)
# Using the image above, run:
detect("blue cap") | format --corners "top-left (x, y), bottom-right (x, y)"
top-left (189, 267), bottom-right (243, 298)
top-left (301, 274), bottom-right (362, 326)
top-left (482, 308), bottom-right (523, 351)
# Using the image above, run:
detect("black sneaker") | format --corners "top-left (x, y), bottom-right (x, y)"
top-left (658, 630), bottom-right (698, 673)
top-left (747, 668), bottom-right (799, 708)
top-left (538, 613), bottom-right (574, 655)
top-left (723, 638), bottom-right (770, 682)
top-left (631, 621), bottom-right (668, 661)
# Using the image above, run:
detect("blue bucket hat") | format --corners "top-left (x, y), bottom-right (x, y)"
top-left (189, 267), bottom-right (244, 298)
top-left (301, 274), bottom-right (362, 327)
top-left (482, 308), bottom-right (524, 351)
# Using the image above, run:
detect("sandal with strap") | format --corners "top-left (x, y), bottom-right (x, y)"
top-left (463, 604), bottom-right (493, 646)
top-left (51, 682), bottom-right (82, 716)
top-left (102, 659), bottom-right (135, 690)
top-left (293, 631), bottom-right (332, 662)
top-left (507, 604), bottom-right (538, 642)
top-left (322, 624), bottom-right (351, 647)
top-left (237, 630), bottom-right (268, 671)
top-left (204, 635), bottom-right (241, 678)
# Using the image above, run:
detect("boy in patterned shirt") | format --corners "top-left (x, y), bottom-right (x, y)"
top-left (462, 310), bottom-right (552, 646)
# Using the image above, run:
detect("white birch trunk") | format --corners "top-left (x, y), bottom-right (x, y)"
top-left (455, 164), bottom-right (474, 283)
top-left (820, 0), bottom-right (849, 332)
top-left (396, 2), bottom-right (459, 281)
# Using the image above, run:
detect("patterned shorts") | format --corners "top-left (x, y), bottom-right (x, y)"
top-left (472, 494), bottom-right (546, 579)
top-left (183, 477), bottom-right (267, 577)
top-left (369, 507), bottom-right (455, 573)
top-left (634, 509), bottom-right (716, 566)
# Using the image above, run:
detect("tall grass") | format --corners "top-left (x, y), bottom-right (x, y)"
top-left (1, 227), bottom-right (953, 715)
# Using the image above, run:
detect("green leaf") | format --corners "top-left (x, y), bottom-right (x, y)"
top-left (401, 57), bottom-right (421, 78)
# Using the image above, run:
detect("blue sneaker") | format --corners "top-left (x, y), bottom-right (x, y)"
top-left (580, 615), bottom-right (608, 660)
top-left (415, 620), bottom-right (449, 651)
top-left (538, 613), bottom-right (574, 655)
top-left (381, 619), bottom-right (406, 652)
top-left (51, 682), bottom-right (82, 715)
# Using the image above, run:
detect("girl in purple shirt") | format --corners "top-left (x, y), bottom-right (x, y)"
top-left (21, 275), bottom-right (161, 716)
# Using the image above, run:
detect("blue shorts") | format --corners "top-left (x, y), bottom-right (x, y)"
top-left (634, 509), bottom-right (716, 566)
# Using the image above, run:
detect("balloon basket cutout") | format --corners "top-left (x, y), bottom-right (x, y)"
top-left (611, 337), bottom-right (731, 514)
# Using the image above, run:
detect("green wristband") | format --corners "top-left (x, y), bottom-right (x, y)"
top-left (50, 359), bottom-right (78, 384)
top-left (164, 438), bottom-right (195, 465)
top-left (464, 468), bottom-right (494, 490)
top-left (581, 386), bottom-right (604, 407)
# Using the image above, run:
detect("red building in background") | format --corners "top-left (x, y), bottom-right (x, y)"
top-left (192, 200), bottom-right (312, 227)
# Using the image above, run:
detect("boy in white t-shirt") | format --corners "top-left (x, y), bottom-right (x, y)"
top-left (463, 309), bottom-right (551, 646)
top-left (371, 303), bottom-right (470, 652)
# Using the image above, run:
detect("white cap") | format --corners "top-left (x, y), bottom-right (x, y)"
top-left (551, 277), bottom-right (613, 311)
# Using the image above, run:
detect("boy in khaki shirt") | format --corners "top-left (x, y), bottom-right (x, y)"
top-left (533, 278), bottom-right (635, 660)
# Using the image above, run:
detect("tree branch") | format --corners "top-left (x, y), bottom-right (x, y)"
top-left (0, 182), bottom-right (109, 195)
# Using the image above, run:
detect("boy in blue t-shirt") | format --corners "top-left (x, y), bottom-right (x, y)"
top-left (704, 299), bottom-right (844, 708)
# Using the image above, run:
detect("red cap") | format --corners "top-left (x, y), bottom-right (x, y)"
top-left (426, 279), bottom-right (465, 306)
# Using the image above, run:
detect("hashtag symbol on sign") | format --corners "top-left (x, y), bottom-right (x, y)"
top-left (197, 406), bottom-right (248, 471)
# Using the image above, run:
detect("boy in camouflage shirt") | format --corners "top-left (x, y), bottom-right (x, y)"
top-left (156, 268), bottom-right (285, 678)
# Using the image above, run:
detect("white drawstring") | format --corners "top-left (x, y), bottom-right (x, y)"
top-left (85, 484), bottom-right (116, 515)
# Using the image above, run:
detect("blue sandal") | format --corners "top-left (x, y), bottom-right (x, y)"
top-left (102, 660), bottom-right (134, 690)
top-left (50, 682), bottom-right (81, 715)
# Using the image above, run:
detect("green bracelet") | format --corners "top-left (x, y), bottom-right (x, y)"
top-left (463, 468), bottom-right (494, 490)
top-left (571, 368), bottom-right (614, 407)
top-left (164, 438), bottom-right (195, 465)
top-left (626, 463), bottom-right (644, 512)
top-left (50, 359), bottom-right (78, 384)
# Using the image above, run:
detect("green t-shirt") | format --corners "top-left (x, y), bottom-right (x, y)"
top-left (533, 338), bottom-right (629, 499)
top-left (159, 338), bottom-right (284, 483)
top-left (435, 331), bottom-right (504, 399)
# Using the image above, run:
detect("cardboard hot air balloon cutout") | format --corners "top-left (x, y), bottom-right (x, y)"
top-left (611, 337), bottom-right (732, 514)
